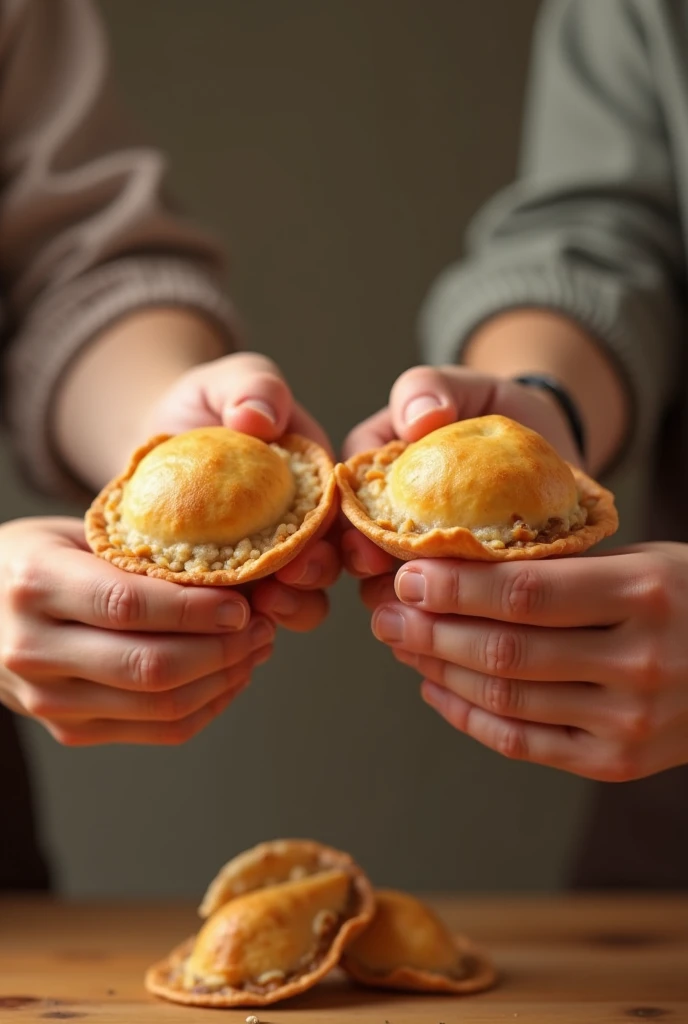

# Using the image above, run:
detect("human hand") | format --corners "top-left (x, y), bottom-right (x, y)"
top-left (341, 364), bottom-right (582, 584)
top-left (370, 544), bottom-right (688, 782)
top-left (0, 518), bottom-right (276, 746)
top-left (142, 351), bottom-right (340, 632)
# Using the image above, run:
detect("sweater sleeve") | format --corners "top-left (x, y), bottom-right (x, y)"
top-left (419, 0), bottom-right (686, 466)
top-left (0, 0), bottom-right (239, 497)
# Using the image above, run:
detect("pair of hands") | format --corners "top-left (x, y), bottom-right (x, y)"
top-left (2, 353), bottom-right (687, 784)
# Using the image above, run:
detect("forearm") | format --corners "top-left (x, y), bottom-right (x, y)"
top-left (463, 309), bottom-right (630, 475)
top-left (53, 308), bottom-right (227, 491)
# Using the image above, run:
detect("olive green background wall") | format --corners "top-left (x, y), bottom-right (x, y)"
top-left (5, 0), bottom-right (635, 896)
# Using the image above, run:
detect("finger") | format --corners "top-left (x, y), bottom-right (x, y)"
top-left (342, 408), bottom-right (397, 459)
top-left (342, 528), bottom-right (397, 578)
top-left (360, 574), bottom-right (396, 612)
top-left (394, 556), bottom-right (639, 627)
top-left (20, 546), bottom-right (251, 633)
top-left (371, 603), bottom-right (615, 683)
top-left (251, 579), bottom-right (329, 632)
top-left (420, 680), bottom-right (596, 775)
top-left (276, 539), bottom-right (340, 589)
top-left (389, 366), bottom-right (461, 441)
top-left (39, 616), bottom-right (276, 691)
top-left (44, 678), bottom-right (251, 747)
top-left (22, 652), bottom-right (263, 723)
top-left (206, 352), bottom-right (293, 440)
top-left (397, 650), bottom-right (603, 729)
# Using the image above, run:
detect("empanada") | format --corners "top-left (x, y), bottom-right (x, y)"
top-left (336, 415), bottom-right (617, 560)
top-left (86, 427), bottom-right (335, 584)
top-left (145, 839), bottom-right (374, 1007)
top-left (341, 889), bottom-right (496, 994)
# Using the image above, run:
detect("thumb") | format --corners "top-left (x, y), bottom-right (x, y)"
top-left (389, 365), bottom-right (501, 441)
top-left (207, 352), bottom-right (294, 441)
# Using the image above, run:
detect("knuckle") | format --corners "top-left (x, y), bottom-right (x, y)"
top-left (614, 697), bottom-right (657, 743)
top-left (594, 747), bottom-right (640, 783)
top-left (634, 558), bottom-right (673, 620)
top-left (500, 567), bottom-right (546, 621)
top-left (482, 628), bottom-right (524, 677)
top-left (126, 644), bottom-right (170, 692)
top-left (94, 578), bottom-right (143, 629)
top-left (484, 675), bottom-right (521, 717)
top-left (630, 640), bottom-right (665, 691)
top-left (494, 722), bottom-right (527, 761)
top-left (5, 558), bottom-right (45, 611)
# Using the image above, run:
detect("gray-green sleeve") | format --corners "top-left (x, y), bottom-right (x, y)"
top-left (419, 0), bottom-right (685, 464)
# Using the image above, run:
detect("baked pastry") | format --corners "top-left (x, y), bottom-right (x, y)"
top-left (86, 427), bottom-right (335, 584)
top-left (341, 889), bottom-right (496, 994)
top-left (145, 839), bottom-right (375, 1007)
top-left (336, 415), bottom-right (617, 560)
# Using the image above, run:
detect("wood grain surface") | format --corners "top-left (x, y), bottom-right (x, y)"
top-left (1, 895), bottom-right (687, 1022)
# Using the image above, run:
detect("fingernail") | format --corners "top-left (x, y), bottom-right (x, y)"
top-left (237, 398), bottom-right (278, 424)
top-left (270, 589), bottom-right (300, 616)
top-left (373, 608), bottom-right (405, 643)
top-left (216, 601), bottom-right (248, 630)
top-left (250, 618), bottom-right (276, 646)
top-left (396, 569), bottom-right (425, 604)
top-left (403, 394), bottom-right (443, 425)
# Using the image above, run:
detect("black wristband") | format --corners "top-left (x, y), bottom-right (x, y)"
top-left (512, 374), bottom-right (587, 461)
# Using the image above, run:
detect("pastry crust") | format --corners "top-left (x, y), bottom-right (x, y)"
top-left (341, 890), bottom-right (497, 994)
top-left (145, 839), bottom-right (375, 1008)
top-left (86, 430), bottom-right (335, 585)
top-left (198, 837), bottom-right (354, 918)
top-left (336, 418), bottom-right (618, 561)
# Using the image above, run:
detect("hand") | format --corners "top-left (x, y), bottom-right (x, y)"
top-left (341, 364), bottom-right (582, 583)
top-left (370, 544), bottom-right (688, 782)
top-left (143, 351), bottom-right (340, 632)
top-left (0, 518), bottom-right (280, 746)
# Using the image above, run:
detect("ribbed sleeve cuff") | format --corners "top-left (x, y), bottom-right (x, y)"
top-left (5, 256), bottom-right (239, 501)
top-left (419, 260), bottom-right (678, 474)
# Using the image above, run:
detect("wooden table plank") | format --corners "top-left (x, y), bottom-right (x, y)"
top-left (1, 896), bottom-right (687, 1023)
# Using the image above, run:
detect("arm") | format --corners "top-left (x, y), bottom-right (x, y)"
top-left (462, 310), bottom-right (629, 476)
top-left (54, 308), bottom-right (225, 491)
top-left (0, 0), bottom-right (236, 497)
top-left (419, 0), bottom-right (684, 475)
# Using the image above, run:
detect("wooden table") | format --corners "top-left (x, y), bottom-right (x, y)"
top-left (1, 895), bottom-right (687, 1022)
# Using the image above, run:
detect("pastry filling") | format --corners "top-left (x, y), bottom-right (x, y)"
top-left (353, 450), bottom-right (588, 548)
top-left (104, 446), bottom-right (322, 572)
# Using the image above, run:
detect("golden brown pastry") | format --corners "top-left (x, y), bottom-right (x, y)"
top-left (86, 427), bottom-right (335, 584)
top-left (145, 839), bottom-right (375, 1007)
top-left (336, 414), bottom-right (617, 561)
top-left (341, 889), bottom-right (496, 994)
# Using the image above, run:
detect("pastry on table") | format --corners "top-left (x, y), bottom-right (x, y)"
top-left (145, 839), bottom-right (375, 1007)
top-left (341, 889), bottom-right (496, 994)
top-left (85, 427), bottom-right (335, 584)
top-left (336, 414), bottom-right (617, 561)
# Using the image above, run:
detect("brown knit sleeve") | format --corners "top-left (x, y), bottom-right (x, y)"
top-left (0, 0), bottom-right (239, 497)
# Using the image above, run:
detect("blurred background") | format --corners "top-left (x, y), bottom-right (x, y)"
top-left (6, 0), bottom-right (638, 897)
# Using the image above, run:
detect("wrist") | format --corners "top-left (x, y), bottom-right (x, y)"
top-left (512, 373), bottom-right (587, 463)
top-left (463, 309), bottom-right (630, 476)
top-left (54, 308), bottom-right (229, 490)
